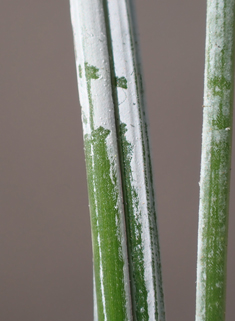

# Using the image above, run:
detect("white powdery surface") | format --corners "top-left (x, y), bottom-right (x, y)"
top-left (107, 0), bottom-right (161, 319)
top-left (70, 1), bottom-right (133, 320)
top-left (196, 0), bottom-right (235, 320)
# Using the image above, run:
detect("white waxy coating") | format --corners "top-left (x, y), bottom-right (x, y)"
top-left (196, 0), bottom-right (235, 320)
top-left (107, 1), bottom-right (164, 320)
top-left (70, 0), bottom-right (165, 319)
top-left (70, 0), bottom-right (133, 320)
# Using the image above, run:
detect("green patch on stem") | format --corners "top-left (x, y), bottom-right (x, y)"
top-left (212, 109), bottom-right (230, 130)
top-left (208, 76), bottom-right (231, 97)
top-left (207, 75), bottom-right (232, 130)
top-left (84, 126), bottom-right (128, 321)
top-left (84, 62), bottom-right (100, 130)
top-left (85, 63), bottom-right (99, 80)
top-left (115, 76), bottom-right (128, 89)
top-left (119, 122), bottom-right (149, 320)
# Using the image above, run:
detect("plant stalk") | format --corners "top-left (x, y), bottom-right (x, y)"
top-left (70, 0), bottom-right (165, 320)
top-left (104, 1), bottom-right (165, 320)
top-left (70, 1), bottom-right (132, 320)
top-left (196, 1), bottom-right (235, 320)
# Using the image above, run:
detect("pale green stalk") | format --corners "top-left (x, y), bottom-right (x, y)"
top-left (70, 1), bottom-right (132, 320)
top-left (196, 1), bottom-right (235, 320)
top-left (105, 1), bottom-right (165, 320)
top-left (70, 0), bottom-right (164, 320)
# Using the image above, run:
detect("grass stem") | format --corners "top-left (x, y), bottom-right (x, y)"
top-left (70, 0), bottom-right (165, 320)
top-left (196, 1), bottom-right (235, 320)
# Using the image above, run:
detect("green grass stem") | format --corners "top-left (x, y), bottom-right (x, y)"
top-left (70, 1), bottom-right (132, 320)
top-left (104, 1), bottom-right (165, 320)
top-left (196, 1), bottom-right (235, 320)
top-left (69, 0), bottom-right (165, 320)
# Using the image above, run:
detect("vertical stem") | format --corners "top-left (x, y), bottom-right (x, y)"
top-left (70, 0), bottom-right (165, 320)
top-left (196, 1), bottom-right (235, 320)
top-left (104, 1), bottom-right (165, 320)
top-left (70, 1), bottom-right (132, 320)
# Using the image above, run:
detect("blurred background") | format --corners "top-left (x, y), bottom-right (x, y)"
top-left (0, 1), bottom-right (234, 320)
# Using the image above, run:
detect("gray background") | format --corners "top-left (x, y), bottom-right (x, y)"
top-left (0, 1), bottom-right (234, 320)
